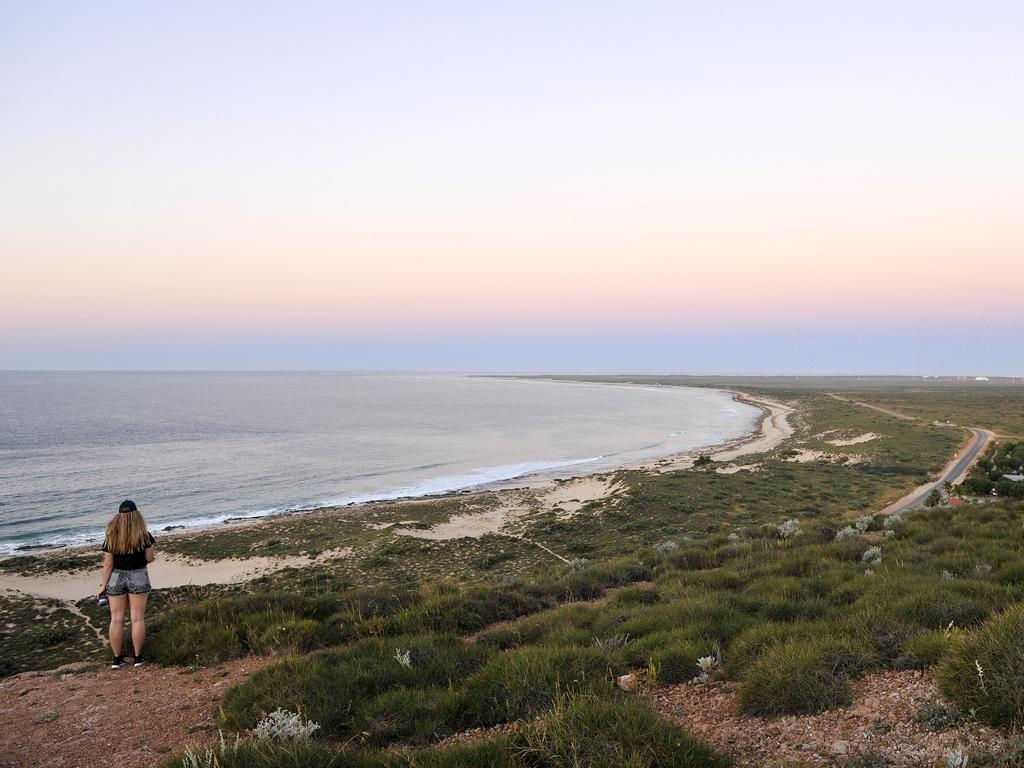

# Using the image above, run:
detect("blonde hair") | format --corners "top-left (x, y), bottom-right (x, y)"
top-left (104, 509), bottom-right (150, 555)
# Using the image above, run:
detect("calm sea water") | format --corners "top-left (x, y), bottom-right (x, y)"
top-left (0, 373), bottom-right (759, 553)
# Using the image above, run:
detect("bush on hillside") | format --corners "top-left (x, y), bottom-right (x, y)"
top-left (457, 645), bottom-right (612, 727)
top-left (739, 636), bottom-right (870, 716)
top-left (218, 633), bottom-right (488, 742)
top-left (937, 604), bottom-right (1024, 727)
top-left (649, 640), bottom-right (708, 684)
top-left (514, 692), bottom-right (728, 768)
top-left (159, 696), bottom-right (727, 768)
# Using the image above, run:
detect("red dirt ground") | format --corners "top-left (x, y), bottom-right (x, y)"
top-left (0, 657), bottom-right (270, 768)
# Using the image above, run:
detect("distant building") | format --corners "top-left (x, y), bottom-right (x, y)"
top-left (975, 376), bottom-right (990, 381)
top-left (948, 497), bottom-right (966, 506)
top-left (1003, 474), bottom-right (1024, 482)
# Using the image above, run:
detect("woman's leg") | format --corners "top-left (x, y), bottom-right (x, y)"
top-left (108, 594), bottom-right (127, 656)
top-left (128, 591), bottom-right (149, 657)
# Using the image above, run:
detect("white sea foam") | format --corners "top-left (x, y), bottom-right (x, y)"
top-left (0, 457), bottom-right (604, 555)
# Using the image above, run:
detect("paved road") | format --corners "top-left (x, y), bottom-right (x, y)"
top-left (829, 393), bottom-right (994, 515)
top-left (881, 426), bottom-right (993, 516)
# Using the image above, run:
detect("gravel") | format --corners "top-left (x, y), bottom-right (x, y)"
top-left (643, 669), bottom-right (1010, 767)
top-left (0, 656), bottom-right (270, 768)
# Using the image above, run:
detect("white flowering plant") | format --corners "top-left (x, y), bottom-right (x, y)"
top-left (252, 708), bottom-right (321, 742)
top-left (777, 519), bottom-right (803, 539)
top-left (862, 546), bottom-right (882, 565)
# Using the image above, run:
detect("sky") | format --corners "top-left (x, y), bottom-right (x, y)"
top-left (2, 1), bottom-right (1022, 373)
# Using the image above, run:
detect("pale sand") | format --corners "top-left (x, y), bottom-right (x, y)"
top-left (396, 475), bottom-right (626, 541)
top-left (828, 432), bottom-right (880, 446)
top-left (540, 475), bottom-right (625, 516)
top-left (711, 395), bottom-right (794, 462)
top-left (786, 448), bottom-right (828, 463)
top-left (397, 494), bottom-right (532, 541)
top-left (715, 463), bottom-right (762, 475)
top-left (0, 549), bottom-right (351, 602)
top-left (396, 394), bottom-right (793, 541)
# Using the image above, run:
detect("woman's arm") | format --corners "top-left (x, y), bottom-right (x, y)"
top-left (97, 552), bottom-right (114, 598)
top-left (145, 544), bottom-right (155, 563)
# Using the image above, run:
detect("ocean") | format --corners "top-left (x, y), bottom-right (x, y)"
top-left (0, 373), bottom-right (759, 553)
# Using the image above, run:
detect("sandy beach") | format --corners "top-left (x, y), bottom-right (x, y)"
top-left (0, 392), bottom-right (793, 602)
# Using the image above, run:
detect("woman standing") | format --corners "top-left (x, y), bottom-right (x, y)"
top-left (96, 500), bottom-right (155, 668)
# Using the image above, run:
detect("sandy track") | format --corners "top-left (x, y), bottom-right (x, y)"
top-left (0, 549), bottom-right (352, 603)
top-left (827, 394), bottom-right (917, 421)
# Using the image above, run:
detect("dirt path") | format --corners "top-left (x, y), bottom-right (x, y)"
top-left (0, 656), bottom-right (270, 768)
top-left (827, 394), bottom-right (918, 421)
top-left (828, 393), bottom-right (994, 515)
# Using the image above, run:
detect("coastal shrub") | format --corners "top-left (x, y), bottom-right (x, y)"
top-left (739, 637), bottom-right (870, 716)
top-left (514, 692), bottom-right (728, 768)
top-left (559, 557), bottom-right (651, 600)
top-left (475, 602), bottom-right (598, 652)
top-left (648, 640), bottom-right (708, 684)
top-left (937, 604), bottom-right (1024, 727)
top-left (356, 686), bottom-right (461, 747)
top-left (457, 645), bottom-right (613, 727)
top-left (148, 593), bottom-right (343, 665)
top-left (996, 562), bottom-right (1024, 585)
top-left (610, 586), bottom-right (661, 606)
top-left (382, 584), bottom-right (552, 636)
top-left (896, 629), bottom-right (951, 669)
top-left (219, 634), bottom-right (488, 739)
top-left (724, 621), bottom-right (815, 679)
top-left (162, 697), bottom-right (727, 768)
top-left (160, 740), bottom-right (386, 768)
top-left (160, 738), bottom-right (523, 768)
top-left (841, 606), bottom-right (917, 666)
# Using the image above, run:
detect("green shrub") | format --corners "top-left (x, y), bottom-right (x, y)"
top-left (148, 593), bottom-right (344, 665)
top-left (156, 741), bottom-right (381, 768)
top-left (997, 562), bottom-right (1024, 585)
top-left (513, 692), bottom-right (727, 768)
top-left (219, 634), bottom-right (488, 740)
top-left (156, 738), bottom-right (522, 768)
top-left (457, 645), bottom-right (612, 726)
top-left (649, 641), bottom-right (707, 684)
top-left (739, 637), bottom-right (869, 716)
top-left (384, 585), bottom-right (552, 635)
top-left (409, 738), bottom-right (523, 768)
top-left (610, 586), bottom-right (661, 606)
top-left (560, 558), bottom-right (652, 600)
top-left (842, 606), bottom-right (915, 666)
top-left (725, 621), bottom-right (814, 679)
top-left (938, 604), bottom-right (1024, 727)
top-left (356, 686), bottom-right (460, 747)
top-left (896, 629), bottom-right (951, 669)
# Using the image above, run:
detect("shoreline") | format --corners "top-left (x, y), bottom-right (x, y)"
top-left (1, 383), bottom-right (768, 555)
top-left (0, 391), bottom-right (793, 601)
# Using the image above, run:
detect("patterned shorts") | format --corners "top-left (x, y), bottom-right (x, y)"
top-left (106, 567), bottom-right (151, 596)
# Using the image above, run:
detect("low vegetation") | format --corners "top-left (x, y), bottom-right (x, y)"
top-left (938, 603), bottom-right (1024, 727)
top-left (8, 381), bottom-right (1024, 766)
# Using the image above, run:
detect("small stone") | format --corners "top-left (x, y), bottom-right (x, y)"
top-left (830, 740), bottom-right (849, 756)
top-left (617, 673), bottom-right (637, 691)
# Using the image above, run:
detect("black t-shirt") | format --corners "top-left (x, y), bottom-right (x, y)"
top-left (102, 532), bottom-right (155, 571)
